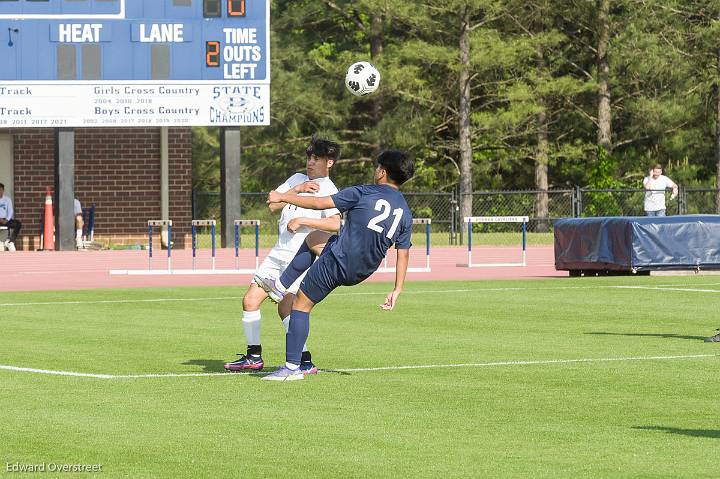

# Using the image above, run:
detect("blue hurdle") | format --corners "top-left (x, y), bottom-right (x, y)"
top-left (377, 218), bottom-right (432, 273)
top-left (191, 219), bottom-right (216, 271)
top-left (464, 216), bottom-right (528, 267)
top-left (147, 219), bottom-right (172, 271)
top-left (234, 219), bottom-right (261, 273)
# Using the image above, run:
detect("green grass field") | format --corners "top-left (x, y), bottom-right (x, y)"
top-left (2, 277), bottom-right (719, 478)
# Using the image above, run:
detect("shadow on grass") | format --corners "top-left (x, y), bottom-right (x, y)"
top-left (181, 359), bottom-right (353, 376)
top-left (634, 426), bottom-right (720, 439)
top-left (317, 369), bottom-right (352, 376)
top-left (182, 359), bottom-right (227, 372)
top-left (586, 332), bottom-right (706, 341)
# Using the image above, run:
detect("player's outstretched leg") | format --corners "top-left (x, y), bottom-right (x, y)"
top-left (256, 231), bottom-right (333, 303)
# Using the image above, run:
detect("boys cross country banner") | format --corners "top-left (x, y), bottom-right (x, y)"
top-left (0, 0), bottom-right (270, 127)
top-left (0, 84), bottom-right (269, 127)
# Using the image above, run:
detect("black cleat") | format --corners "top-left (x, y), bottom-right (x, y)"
top-left (223, 354), bottom-right (264, 371)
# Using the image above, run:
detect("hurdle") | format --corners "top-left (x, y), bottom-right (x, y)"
top-left (191, 219), bottom-right (216, 271)
top-left (465, 216), bottom-right (528, 267)
top-left (234, 219), bottom-right (260, 273)
top-left (110, 218), bottom-right (261, 275)
top-left (376, 218), bottom-right (432, 273)
top-left (148, 220), bottom-right (172, 271)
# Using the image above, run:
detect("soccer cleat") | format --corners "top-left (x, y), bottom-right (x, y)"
top-left (300, 361), bottom-right (318, 375)
top-left (261, 365), bottom-right (304, 381)
top-left (223, 354), bottom-right (264, 372)
top-left (254, 275), bottom-right (285, 303)
top-left (5, 240), bottom-right (15, 252)
top-left (704, 330), bottom-right (720, 343)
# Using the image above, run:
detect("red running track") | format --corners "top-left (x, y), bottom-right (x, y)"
top-left (0, 246), bottom-right (566, 292)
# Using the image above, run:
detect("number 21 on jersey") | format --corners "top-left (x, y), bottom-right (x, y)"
top-left (367, 199), bottom-right (404, 239)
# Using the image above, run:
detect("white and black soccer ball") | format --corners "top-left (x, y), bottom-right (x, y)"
top-left (345, 61), bottom-right (381, 97)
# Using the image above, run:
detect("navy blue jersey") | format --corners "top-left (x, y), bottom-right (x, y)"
top-left (330, 184), bottom-right (413, 283)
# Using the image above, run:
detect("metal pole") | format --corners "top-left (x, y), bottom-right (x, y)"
top-left (426, 222), bottom-right (431, 270)
top-left (148, 223), bottom-right (153, 271)
top-left (522, 221), bottom-right (527, 266)
top-left (467, 218), bottom-right (472, 267)
top-left (167, 223), bottom-right (172, 271)
top-left (254, 223), bottom-right (260, 270)
top-left (192, 223), bottom-right (197, 270)
top-left (211, 222), bottom-right (216, 271)
top-left (235, 222), bottom-right (240, 270)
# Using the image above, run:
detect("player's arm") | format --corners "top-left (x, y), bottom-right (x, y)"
top-left (267, 181), bottom-right (320, 213)
top-left (267, 190), bottom-right (336, 211)
top-left (669, 179), bottom-right (679, 199)
top-left (381, 248), bottom-right (409, 311)
top-left (287, 214), bottom-right (341, 233)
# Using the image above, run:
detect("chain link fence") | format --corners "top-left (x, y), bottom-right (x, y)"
top-left (193, 187), bottom-right (720, 247)
top-left (682, 188), bottom-right (720, 215)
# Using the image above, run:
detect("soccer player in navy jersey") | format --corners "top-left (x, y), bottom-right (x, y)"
top-left (258, 150), bottom-right (415, 381)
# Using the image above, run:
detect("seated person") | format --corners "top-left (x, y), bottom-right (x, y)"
top-left (74, 198), bottom-right (84, 248)
top-left (0, 182), bottom-right (21, 251)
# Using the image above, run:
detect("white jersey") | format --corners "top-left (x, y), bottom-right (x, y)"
top-left (268, 173), bottom-right (339, 262)
top-left (74, 199), bottom-right (82, 216)
top-left (643, 175), bottom-right (674, 212)
top-left (0, 195), bottom-right (13, 221)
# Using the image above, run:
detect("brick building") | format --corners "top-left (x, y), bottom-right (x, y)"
top-left (0, 127), bottom-right (193, 250)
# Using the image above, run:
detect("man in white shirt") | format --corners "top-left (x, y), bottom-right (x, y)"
top-left (224, 137), bottom-right (342, 375)
top-left (0, 182), bottom-right (21, 251)
top-left (643, 164), bottom-right (678, 216)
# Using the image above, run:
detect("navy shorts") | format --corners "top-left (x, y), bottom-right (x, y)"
top-left (299, 236), bottom-right (345, 304)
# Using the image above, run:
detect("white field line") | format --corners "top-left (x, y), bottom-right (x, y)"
top-left (2, 283), bottom-right (720, 307)
top-left (0, 353), bottom-right (717, 380)
top-left (612, 286), bottom-right (720, 293)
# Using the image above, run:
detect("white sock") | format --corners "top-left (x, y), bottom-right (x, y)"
top-left (285, 362), bottom-right (300, 371)
top-left (282, 315), bottom-right (308, 353)
top-left (242, 310), bottom-right (261, 348)
top-left (76, 228), bottom-right (82, 241)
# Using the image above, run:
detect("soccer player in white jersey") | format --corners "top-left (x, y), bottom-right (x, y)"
top-left (224, 136), bottom-right (342, 375)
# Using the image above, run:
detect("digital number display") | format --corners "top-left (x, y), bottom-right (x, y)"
top-left (228, 0), bottom-right (244, 17)
top-left (205, 40), bottom-right (219, 67)
top-left (203, 0), bottom-right (220, 18)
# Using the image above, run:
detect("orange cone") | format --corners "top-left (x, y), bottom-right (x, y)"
top-left (43, 187), bottom-right (55, 251)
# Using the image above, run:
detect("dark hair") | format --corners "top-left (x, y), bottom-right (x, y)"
top-left (0, 183), bottom-right (4, 189)
top-left (306, 135), bottom-right (340, 161)
top-left (376, 150), bottom-right (414, 185)
top-left (653, 163), bottom-right (662, 170)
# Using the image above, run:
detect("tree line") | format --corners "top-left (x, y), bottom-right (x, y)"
top-left (193, 0), bottom-right (720, 218)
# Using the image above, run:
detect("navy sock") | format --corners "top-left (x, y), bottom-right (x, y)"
top-left (286, 310), bottom-right (310, 366)
top-left (279, 241), bottom-right (316, 288)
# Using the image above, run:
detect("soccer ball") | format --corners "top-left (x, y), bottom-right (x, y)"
top-left (345, 61), bottom-right (381, 97)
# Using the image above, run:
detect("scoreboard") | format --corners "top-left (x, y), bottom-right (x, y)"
top-left (0, 0), bottom-right (270, 127)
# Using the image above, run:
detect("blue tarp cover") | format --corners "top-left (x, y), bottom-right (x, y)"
top-left (554, 215), bottom-right (720, 271)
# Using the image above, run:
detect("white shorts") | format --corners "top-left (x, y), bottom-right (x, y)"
top-left (252, 255), bottom-right (306, 295)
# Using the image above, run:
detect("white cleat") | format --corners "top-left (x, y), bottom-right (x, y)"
top-left (261, 366), bottom-right (304, 381)
top-left (253, 275), bottom-right (286, 303)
